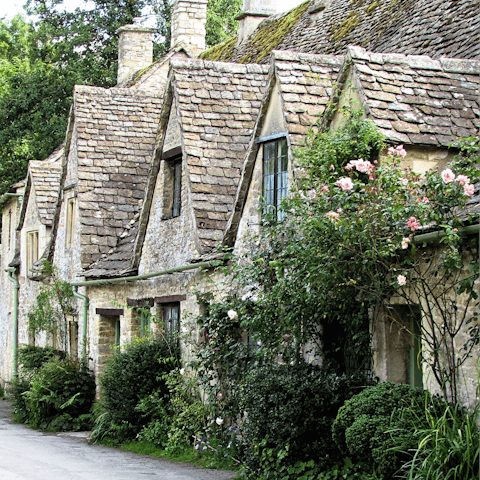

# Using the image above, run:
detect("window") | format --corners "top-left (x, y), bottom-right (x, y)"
top-left (163, 303), bottom-right (180, 336)
top-left (26, 231), bottom-right (39, 272)
top-left (139, 309), bottom-right (151, 337)
top-left (161, 148), bottom-right (183, 219)
top-left (65, 197), bottom-right (76, 247)
top-left (263, 138), bottom-right (288, 220)
top-left (172, 160), bottom-right (182, 218)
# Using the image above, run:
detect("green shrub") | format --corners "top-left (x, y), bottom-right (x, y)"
top-left (332, 382), bottom-right (447, 478)
top-left (23, 357), bottom-right (95, 430)
top-left (239, 362), bottom-right (371, 478)
top-left (18, 344), bottom-right (66, 373)
top-left (8, 377), bottom-right (31, 423)
top-left (394, 403), bottom-right (479, 480)
top-left (91, 336), bottom-right (179, 444)
top-left (8, 345), bottom-right (71, 424)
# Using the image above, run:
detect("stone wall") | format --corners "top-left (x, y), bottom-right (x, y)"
top-left (171, 0), bottom-right (207, 56)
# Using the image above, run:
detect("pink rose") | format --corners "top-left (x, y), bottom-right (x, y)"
top-left (401, 237), bottom-right (410, 249)
top-left (464, 183), bottom-right (475, 196)
top-left (336, 177), bottom-right (354, 191)
top-left (457, 175), bottom-right (470, 186)
top-left (407, 216), bottom-right (420, 231)
top-left (441, 168), bottom-right (455, 184)
top-left (325, 211), bottom-right (340, 222)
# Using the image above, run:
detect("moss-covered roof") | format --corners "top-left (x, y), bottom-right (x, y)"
top-left (201, 0), bottom-right (480, 64)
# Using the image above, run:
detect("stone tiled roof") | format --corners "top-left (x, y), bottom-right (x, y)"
top-left (201, 0), bottom-right (480, 64)
top-left (171, 59), bottom-right (269, 251)
top-left (274, 50), bottom-right (344, 147)
top-left (224, 51), bottom-right (343, 246)
top-left (29, 144), bottom-right (63, 225)
top-left (334, 47), bottom-right (480, 146)
top-left (84, 59), bottom-right (269, 278)
top-left (73, 85), bottom-right (163, 268)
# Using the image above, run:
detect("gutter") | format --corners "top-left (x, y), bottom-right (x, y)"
top-left (413, 224), bottom-right (480, 244)
top-left (70, 260), bottom-right (217, 358)
top-left (5, 268), bottom-right (19, 379)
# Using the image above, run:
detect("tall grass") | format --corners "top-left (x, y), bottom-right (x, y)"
top-left (397, 401), bottom-right (479, 479)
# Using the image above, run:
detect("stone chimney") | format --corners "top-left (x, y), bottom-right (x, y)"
top-left (170, 0), bottom-right (208, 56)
top-left (117, 25), bottom-right (156, 85)
top-left (236, 0), bottom-right (277, 45)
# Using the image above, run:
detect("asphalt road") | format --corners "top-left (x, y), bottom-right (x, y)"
top-left (0, 400), bottom-right (236, 480)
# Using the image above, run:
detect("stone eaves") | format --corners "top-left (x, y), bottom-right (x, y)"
top-left (201, 0), bottom-right (480, 64)
top-left (342, 46), bottom-right (480, 146)
top-left (73, 85), bottom-right (163, 268)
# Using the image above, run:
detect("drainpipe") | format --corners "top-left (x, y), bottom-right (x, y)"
top-left (72, 286), bottom-right (89, 360)
top-left (5, 268), bottom-right (19, 379)
top-left (72, 261), bottom-right (216, 287)
top-left (413, 223), bottom-right (480, 244)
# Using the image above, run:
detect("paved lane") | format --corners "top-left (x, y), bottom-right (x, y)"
top-left (0, 400), bottom-right (236, 480)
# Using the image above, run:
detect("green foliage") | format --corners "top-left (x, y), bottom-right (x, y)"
top-left (195, 296), bottom-right (257, 423)
top-left (27, 262), bottom-right (76, 351)
top-left (394, 403), bottom-right (479, 480)
top-left (23, 357), bottom-right (95, 430)
top-left (9, 351), bottom-right (95, 431)
top-left (18, 344), bottom-right (66, 372)
top-left (238, 361), bottom-right (372, 478)
top-left (206, 0), bottom-right (242, 47)
top-left (90, 336), bottom-right (179, 444)
top-left (332, 382), bottom-right (448, 478)
top-left (317, 457), bottom-right (380, 480)
top-left (8, 377), bottom-right (31, 423)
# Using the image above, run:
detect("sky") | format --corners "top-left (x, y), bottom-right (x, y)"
top-left (1, 0), bottom-right (305, 21)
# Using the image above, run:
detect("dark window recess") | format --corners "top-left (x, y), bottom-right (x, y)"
top-left (163, 303), bottom-right (180, 335)
top-left (263, 138), bottom-right (288, 220)
top-left (172, 160), bottom-right (182, 217)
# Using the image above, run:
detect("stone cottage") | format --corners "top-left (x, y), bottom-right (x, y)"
top-left (0, 0), bottom-right (479, 401)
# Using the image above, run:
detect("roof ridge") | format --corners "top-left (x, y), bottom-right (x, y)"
top-left (348, 46), bottom-right (480, 74)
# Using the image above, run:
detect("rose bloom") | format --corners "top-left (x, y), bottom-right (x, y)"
top-left (322, 185), bottom-right (329, 192)
top-left (337, 177), bottom-right (354, 191)
top-left (407, 216), bottom-right (420, 231)
top-left (457, 174), bottom-right (470, 186)
top-left (325, 211), bottom-right (340, 222)
top-left (216, 417), bottom-right (224, 426)
top-left (396, 145), bottom-right (407, 158)
top-left (397, 274), bottom-right (407, 286)
top-left (441, 168), bottom-right (455, 184)
top-left (401, 237), bottom-right (410, 249)
top-left (464, 183), bottom-right (475, 196)
top-left (227, 310), bottom-right (238, 320)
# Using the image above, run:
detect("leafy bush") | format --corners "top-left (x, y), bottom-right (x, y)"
top-left (90, 336), bottom-right (179, 444)
top-left (8, 345), bottom-right (70, 424)
top-left (332, 382), bottom-right (447, 478)
top-left (18, 344), bottom-right (66, 372)
top-left (394, 402), bottom-right (479, 480)
top-left (22, 357), bottom-right (95, 430)
top-left (239, 361), bottom-right (372, 478)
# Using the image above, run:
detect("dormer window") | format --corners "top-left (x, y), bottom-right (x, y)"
top-left (262, 136), bottom-right (288, 220)
top-left (162, 147), bottom-right (183, 220)
top-left (26, 230), bottom-right (39, 273)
